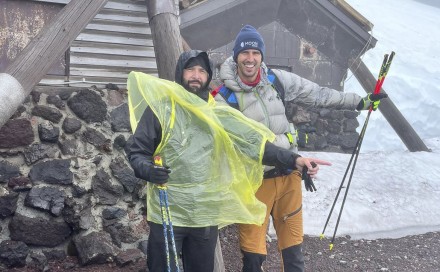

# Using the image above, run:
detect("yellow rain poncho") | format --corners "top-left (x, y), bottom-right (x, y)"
top-left (127, 71), bottom-right (275, 227)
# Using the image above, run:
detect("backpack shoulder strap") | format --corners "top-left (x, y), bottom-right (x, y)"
top-left (212, 84), bottom-right (240, 110)
top-left (267, 69), bottom-right (285, 103)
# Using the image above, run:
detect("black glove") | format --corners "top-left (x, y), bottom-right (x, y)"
top-left (302, 162), bottom-right (317, 192)
top-left (148, 164), bottom-right (171, 184)
top-left (356, 93), bottom-right (388, 111)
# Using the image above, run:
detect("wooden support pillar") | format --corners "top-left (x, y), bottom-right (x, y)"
top-left (146, 0), bottom-right (183, 81)
top-left (350, 58), bottom-right (430, 152)
top-left (214, 236), bottom-right (225, 272)
top-left (0, 0), bottom-right (108, 128)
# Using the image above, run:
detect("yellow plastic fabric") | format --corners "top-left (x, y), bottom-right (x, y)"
top-left (127, 71), bottom-right (275, 228)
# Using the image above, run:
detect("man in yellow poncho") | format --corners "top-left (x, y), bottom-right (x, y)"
top-left (127, 50), bottom-right (330, 272)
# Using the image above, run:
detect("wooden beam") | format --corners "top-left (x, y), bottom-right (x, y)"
top-left (4, 0), bottom-right (108, 93)
top-left (350, 58), bottom-right (430, 152)
top-left (179, 0), bottom-right (191, 10)
top-left (182, 37), bottom-right (191, 52)
top-left (146, 0), bottom-right (183, 81)
top-left (334, 0), bottom-right (373, 31)
top-left (0, 0), bottom-right (108, 128)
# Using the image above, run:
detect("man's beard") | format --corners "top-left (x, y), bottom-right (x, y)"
top-left (183, 80), bottom-right (208, 95)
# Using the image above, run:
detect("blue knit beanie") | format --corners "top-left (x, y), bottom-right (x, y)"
top-left (232, 25), bottom-right (265, 62)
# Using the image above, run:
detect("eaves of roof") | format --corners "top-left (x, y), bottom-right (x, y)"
top-left (180, 0), bottom-right (377, 64)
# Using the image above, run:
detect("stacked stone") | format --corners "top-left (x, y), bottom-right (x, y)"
top-left (286, 102), bottom-right (360, 153)
top-left (0, 85), bottom-right (147, 270)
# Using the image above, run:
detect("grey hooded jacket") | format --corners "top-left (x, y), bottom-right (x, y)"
top-left (216, 57), bottom-right (362, 153)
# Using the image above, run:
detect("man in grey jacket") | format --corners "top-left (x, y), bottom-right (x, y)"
top-left (215, 25), bottom-right (387, 272)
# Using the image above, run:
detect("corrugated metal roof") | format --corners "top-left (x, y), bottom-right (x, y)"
top-left (34, 0), bottom-right (157, 88)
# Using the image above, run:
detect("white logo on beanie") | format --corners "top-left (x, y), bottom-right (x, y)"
top-left (245, 41), bottom-right (258, 47)
top-left (241, 40), bottom-right (258, 48)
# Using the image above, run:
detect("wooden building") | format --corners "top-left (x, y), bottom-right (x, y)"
top-left (1, 0), bottom-right (374, 90)
top-left (180, 0), bottom-right (375, 91)
top-left (1, 0), bottom-right (156, 87)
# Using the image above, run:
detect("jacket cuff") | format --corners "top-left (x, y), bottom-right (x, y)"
top-left (276, 149), bottom-right (301, 170)
top-left (356, 98), bottom-right (365, 111)
top-left (262, 141), bottom-right (300, 170)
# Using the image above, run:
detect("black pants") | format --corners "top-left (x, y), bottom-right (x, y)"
top-left (147, 222), bottom-right (218, 272)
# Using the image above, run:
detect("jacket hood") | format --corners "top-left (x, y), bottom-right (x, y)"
top-left (175, 50), bottom-right (213, 86)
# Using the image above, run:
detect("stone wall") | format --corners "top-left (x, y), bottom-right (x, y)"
top-left (0, 85), bottom-right (146, 270)
top-left (286, 102), bottom-right (360, 153)
top-left (0, 84), bottom-right (359, 270)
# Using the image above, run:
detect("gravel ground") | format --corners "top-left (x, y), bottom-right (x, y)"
top-left (301, 232), bottom-right (440, 272)
top-left (221, 225), bottom-right (440, 272)
top-left (8, 225), bottom-right (440, 271)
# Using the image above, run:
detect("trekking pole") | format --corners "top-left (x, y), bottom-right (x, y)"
top-left (319, 121), bottom-right (366, 240)
top-left (320, 54), bottom-right (391, 240)
top-left (155, 156), bottom-right (180, 272)
top-left (320, 52), bottom-right (395, 250)
top-left (158, 186), bottom-right (171, 272)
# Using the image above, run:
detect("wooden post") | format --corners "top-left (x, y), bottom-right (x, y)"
top-left (0, 0), bottom-right (108, 128)
top-left (350, 58), bottom-right (430, 152)
top-left (214, 236), bottom-right (225, 272)
top-left (146, 0), bottom-right (183, 81)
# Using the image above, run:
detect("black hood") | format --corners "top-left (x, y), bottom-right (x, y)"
top-left (175, 50), bottom-right (213, 100)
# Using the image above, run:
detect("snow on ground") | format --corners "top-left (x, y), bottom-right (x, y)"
top-left (302, 137), bottom-right (440, 240)
top-left (344, 0), bottom-right (440, 152)
top-left (297, 0), bottom-right (440, 240)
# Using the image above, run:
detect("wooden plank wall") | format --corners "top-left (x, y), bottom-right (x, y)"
top-left (33, 0), bottom-right (156, 87)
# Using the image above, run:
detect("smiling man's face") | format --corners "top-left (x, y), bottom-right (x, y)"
top-left (236, 49), bottom-right (262, 82)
